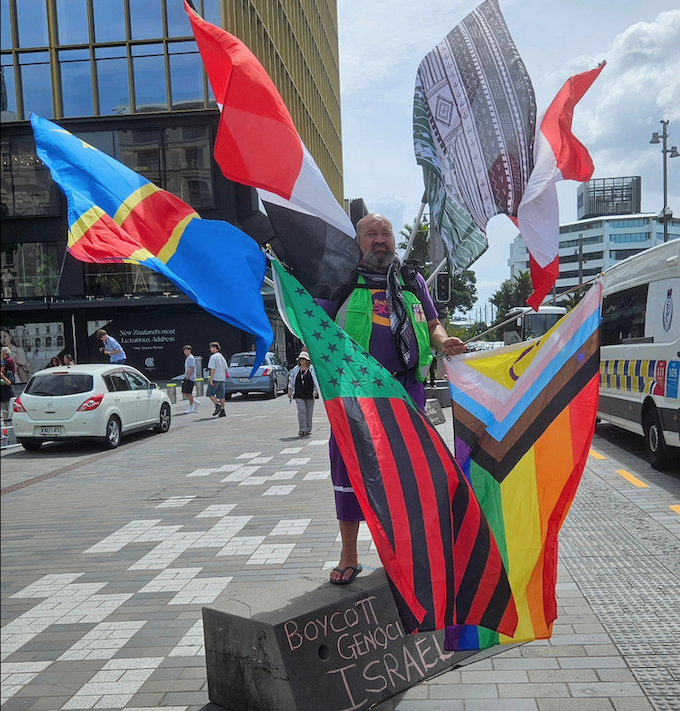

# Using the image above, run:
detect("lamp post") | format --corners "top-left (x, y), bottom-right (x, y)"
top-left (650, 119), bottom-right (680, 243)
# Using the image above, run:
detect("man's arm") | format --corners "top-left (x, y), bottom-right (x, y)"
top-left (186, 363), bottom-right (195, 380)
top-left (104, 338), bottom-right (123, 356)
top-left (427, 319), bottom-right (466, 357)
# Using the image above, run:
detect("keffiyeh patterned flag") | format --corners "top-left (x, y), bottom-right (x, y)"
top-left (271, 258), bottom-right (517, 639)
top-left (413, 0), bottom-right (536, 272)
top-left (445, 281), bottom-right (602, 649)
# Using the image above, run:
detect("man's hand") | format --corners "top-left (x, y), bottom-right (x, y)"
top-left (438, 336), bottom-right (466, 357)
top-left (428, 319), bottom-right (467, 356)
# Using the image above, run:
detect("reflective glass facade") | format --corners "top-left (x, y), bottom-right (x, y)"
top-left (0, 0), bottom-right (343, 198)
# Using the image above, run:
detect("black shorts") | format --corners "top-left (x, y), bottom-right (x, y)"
top-left (181, 379), bottom-right (195, 395)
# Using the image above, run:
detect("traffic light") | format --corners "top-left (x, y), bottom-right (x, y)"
top-left (435, 272), bottom-right (451, 303)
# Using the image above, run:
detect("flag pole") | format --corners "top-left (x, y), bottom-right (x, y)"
top-left (402, 193), bottom-right (427, 260)
top-left (441, 274), bottom-right (601, 349)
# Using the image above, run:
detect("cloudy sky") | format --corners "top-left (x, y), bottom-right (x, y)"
top-left (336, 0), bottom-right (680, 313)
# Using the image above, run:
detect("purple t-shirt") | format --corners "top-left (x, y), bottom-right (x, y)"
top-left (318, 271), bottom-right (437, 375)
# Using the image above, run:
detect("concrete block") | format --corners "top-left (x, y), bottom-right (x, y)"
top-left (424, 385), bottom-right (451, 409)
top-left (203, 569), bottom-right (478, 711)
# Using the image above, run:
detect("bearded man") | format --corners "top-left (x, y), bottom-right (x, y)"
top-left (319, 213), bottom-right (466, 584)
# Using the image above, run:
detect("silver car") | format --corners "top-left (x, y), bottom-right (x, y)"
top-left (224, 352), bottom-right (289, 399)
top-left (13, 364), bottom-right (172, 451)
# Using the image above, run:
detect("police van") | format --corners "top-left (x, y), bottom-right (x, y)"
top-left (598, 241), bottom-right (679, 470)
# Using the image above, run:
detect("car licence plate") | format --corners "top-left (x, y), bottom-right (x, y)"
top-left (40, 426), bottom-right (61, 436)
top-left (239, 378), bottom-right (250, 383)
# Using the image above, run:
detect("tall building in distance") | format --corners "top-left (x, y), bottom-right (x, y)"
top-left (0, 0), bottom-right (343, 378)
top-left (577, 177), bottom-right (641, 220)
top-left (509, 176), bottom-right (680, 295)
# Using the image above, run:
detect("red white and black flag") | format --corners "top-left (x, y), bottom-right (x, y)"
top-left (184, 1), bottom-right (360, 299)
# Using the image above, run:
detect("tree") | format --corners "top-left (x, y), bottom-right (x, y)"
top-left (398, 219), bottom-right (431, 275)
top-left (490, 270), bottom-right (534, 321)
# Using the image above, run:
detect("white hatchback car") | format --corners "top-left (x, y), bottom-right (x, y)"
top-left (13, 364), bottom-right (172, 452)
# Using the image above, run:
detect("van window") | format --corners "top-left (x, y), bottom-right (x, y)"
top-left (601, 284), bottom-right (648, 346)
top-left (24, 373), bottom-right (93, 396)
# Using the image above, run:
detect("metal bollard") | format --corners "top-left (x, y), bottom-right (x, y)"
top-left (195, 378), bottom-right (205, 397)
top-left (166, 383), bottom-right (177, 403)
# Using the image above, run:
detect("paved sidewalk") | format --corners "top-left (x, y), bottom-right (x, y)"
top-left (1, 395), bottom-right (679, 711)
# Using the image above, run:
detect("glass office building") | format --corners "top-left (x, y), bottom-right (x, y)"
top-left (1, 0), bottom-right (343, 377)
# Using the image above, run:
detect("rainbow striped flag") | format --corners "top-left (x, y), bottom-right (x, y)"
top-left (445, 281), bottom-right (601, 649)
top-left (30, 114), bottom-right (273, 371)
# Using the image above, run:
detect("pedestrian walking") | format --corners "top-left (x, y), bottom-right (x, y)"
top-left (207, 341), bottom-right (227, 417)
top-left (1, 359), bottom-right (15, 415)
top-left (288, 350), bottom-right (319, 436)
top-left (182, 344), bottom-right (200, 414)
top-left (62, 354), bottom-right (75, 365)
top-left (48, 356), bottom-right (62, 367)
top-left (97, 329), bottom-right (126, 364)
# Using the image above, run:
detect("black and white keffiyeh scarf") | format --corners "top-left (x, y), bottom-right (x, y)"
top-left (358, 258), bottom-right (412, 372)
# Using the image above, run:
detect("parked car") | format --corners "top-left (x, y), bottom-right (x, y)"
top-left (12, 364), bottom-right (172, 452)
top-left (224, 352), bottom-right (289, 399)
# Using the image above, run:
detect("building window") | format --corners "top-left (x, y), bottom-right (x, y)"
top-left (165, 125), bottom-right (213, 208)
top-left (1, 59), bottom-right (18, 122)
top-left (560, 235), bottom-right (603, 248)
top-left (59, 49), bottom-right (94, 117)
top-left (130, 0), bottom-right (163, 41)
top-left (610, 249), bottom-right (646, 261)
top-left (55, 0), bottom-right (90, 45)
top-left (166, 0), bottom-right (193, 37)
top-left (610, 232), bottom-right (649, 244)
top-left (95, 46), bottom-right (130, 116)
top-left (1, 241), bottom-right (60, 297)
top-left (117, 129), bottom-right (162, 185)
top-left (1, 136), bottom-right (59, 217)
top-left (132, 44), bottom-right (167, 112)
top-left (92, 0), bottom-right (127, 43)
top-left (16, 0), bottom-right (48, 48)
top-left (169, 42), bottom-right (204, 110)
top-left (609, 219), bottom-right (647, 229)
top-left (83, 262), bottom-right (176, 296)
top-left (19, 51), bottom-right (53, 119)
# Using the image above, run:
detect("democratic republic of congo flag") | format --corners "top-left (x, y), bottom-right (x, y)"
top-left (271, 258), bottom-right (517, 638)
top-left (445, 281), bottom-right (602, 650)
top-left (31, 114), bottom-right (273, 373)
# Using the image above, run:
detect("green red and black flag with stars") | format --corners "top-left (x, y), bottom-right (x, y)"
top-left (271, 258), bottom-right (518, 638)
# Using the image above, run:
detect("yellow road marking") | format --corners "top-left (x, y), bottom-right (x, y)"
top-left (670, 505), bottom-right (680, 515)
top-left (589, 449), bottom-right (606, 460)
top-left (615, 469), bottom-right (649, 488)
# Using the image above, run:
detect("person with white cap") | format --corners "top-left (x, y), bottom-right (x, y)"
top-left (287, 349), bottom-right (319, 436)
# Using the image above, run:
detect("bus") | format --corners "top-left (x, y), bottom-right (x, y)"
top-left (503, 306), bottom-right (567, 344)
top-left (598, 241), bottom-right (679, 470)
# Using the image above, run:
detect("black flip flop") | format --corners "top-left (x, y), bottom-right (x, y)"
top-left (329, 563), bottom-right (362, 585)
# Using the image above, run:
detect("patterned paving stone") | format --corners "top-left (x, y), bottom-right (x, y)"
top-left (1, 398), bottom-right (678, 710)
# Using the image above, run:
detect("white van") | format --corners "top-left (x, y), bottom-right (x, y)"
top-left (598, 241), bottom-right (679, 470)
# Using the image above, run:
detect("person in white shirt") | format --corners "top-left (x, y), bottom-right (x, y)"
top-left (182, 345), bottom-right (200, 414)
top-left (207, 341), bottom-right (228, 418)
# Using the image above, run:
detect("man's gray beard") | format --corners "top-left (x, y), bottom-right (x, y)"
top-left (361, 249), bottom-right (396, 270)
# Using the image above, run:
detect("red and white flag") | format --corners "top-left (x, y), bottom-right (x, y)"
top-left (184, 1), bottom-right (359, 298)
top-left (518, 63), bottom-right (606, 309)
